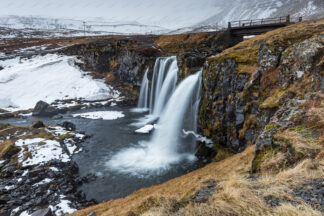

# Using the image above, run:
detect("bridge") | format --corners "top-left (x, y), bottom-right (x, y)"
top-left (227, 15), bottom-right (302, 37)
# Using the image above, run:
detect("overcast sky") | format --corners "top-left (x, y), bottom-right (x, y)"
top-left (0, 0), bottom-right (222, 28)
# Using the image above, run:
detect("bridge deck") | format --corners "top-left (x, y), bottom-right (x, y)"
top-left (227, 15), bottom-right (302, 36)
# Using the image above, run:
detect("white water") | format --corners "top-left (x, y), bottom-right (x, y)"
top-left (149, 56), bottom-right (177, 115)
top-left (108, 70), bottom-right (202, 176)
top-left (133, 56), bottom-right (178, 125)
top-left (152, 59), bottom-right (178, 116)
top-left (137, 68), bottom-right (149, 110)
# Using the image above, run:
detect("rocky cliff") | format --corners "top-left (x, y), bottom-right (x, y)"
top-left (198, 20), bottom-right (324, 166)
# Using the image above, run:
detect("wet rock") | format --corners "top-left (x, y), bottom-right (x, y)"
top-left (87, 212), bottom-right (96, 216)
top-left (293, 178), bottom-right (324, 212)
top-left (32, 120), bottom-right (45, 128)
top-left (235, 113), bottom-right (245, 126)
top-left (258, 43), bottom-right (283, 73)
top-left (0, 160), bottom-right (8, 169)
top-left (31, 208), bottom-right (53, 216)
top-left (33, 101), bottom-right (58, 117)
top-left (61, 121), bottom-right (76, 131)
top-left (0, 196), bottom-right (10, 205)
top-left (1, 163), bottom-right (17, 178)
top-left (0, 112), bottom-right (14, 119)
top-left (192, 182), bottom-right (216, 203)
top-left (280, 40), bottom-right (324, 88)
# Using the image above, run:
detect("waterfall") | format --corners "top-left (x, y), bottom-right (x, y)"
top-left (152, 59), bottom-right (177, 116)
top-left (149, 70), bottom-right (202, 156)
top-left (137, 68), bottom-right (149, 110)
top-left (108, 70), bottom-right (202, 176)
top-left (149, 56), bottom-right (177, 115)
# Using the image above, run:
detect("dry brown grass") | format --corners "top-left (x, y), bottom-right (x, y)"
top-left (155, 32), bottom-right (222, 53)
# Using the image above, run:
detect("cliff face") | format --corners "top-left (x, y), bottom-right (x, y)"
top-left (61, 36), bottom-right (161, 103)
top-left (61, 31), bottom-right (239, 105)
top-left (198, 20), bottom-right (324, 164)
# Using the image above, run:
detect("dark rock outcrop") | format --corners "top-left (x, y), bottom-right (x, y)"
top-left (32, 120), bottom-right (45, 128)
top-left (61, 121), bottom-right (76, 131)
top-left (32, 101), bottom-right (58, 117)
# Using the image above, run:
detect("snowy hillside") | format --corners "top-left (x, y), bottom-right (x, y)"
top-left (0, 0), bottom-right (323, 36)
top-left (0, 54), bottom-right (120, 111)
top-left (189, 0), bottom-right (324, 33)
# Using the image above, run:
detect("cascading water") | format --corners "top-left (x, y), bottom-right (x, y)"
top-left (137, 68), bottom-right (149, 110)
top-left (108, 70), bottom-right (202, 176)
top-left (152, 59), bottom-right (178, 116)
top-left (149, 56), bottom-right (177, 116)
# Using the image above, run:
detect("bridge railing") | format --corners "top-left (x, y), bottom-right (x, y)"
top-left (228, 15), bottom-right (302, 29)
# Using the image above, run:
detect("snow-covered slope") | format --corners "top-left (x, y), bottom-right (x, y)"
top-left (190, 0), bottom-right (324, 33)
top-left (0, 0), bottom-right (323, 35)
top-left (0, 16), bottom-right (168, 37)
top-left (0, 54), bottom-right (119, 111)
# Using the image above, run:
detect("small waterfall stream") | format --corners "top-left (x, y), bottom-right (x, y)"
top-left (137, 68), bottom-right (149, 110)
top-left (109, 56), bottom-right (201, 176)
top-left (151, 57), bottom-right (178, 116)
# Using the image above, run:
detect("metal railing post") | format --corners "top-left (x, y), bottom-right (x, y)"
top-left (286, 15), bottom-right (290, 23)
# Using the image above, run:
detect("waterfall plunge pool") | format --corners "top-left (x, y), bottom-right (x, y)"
top-left (2, 106), bottom-right (201, 202)
top-left (3, 57), bottom-right (205, 203)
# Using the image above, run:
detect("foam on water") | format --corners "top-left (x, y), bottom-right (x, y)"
top-left (108, 71), bottom-right (202, 176)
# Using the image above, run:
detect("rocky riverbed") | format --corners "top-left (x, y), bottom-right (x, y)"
top-left (0, 121), bottom-right (96, 216)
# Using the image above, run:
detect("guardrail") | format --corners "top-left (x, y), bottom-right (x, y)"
top-left (228, 15), bottom-right (302, 29)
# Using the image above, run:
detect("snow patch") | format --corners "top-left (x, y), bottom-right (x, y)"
top-left (135, 124), bottom-right (155, 134)
top-left (5, 185), bottom-right (15, 190)
top-left (50, 167), bottom-right (59, 172)
top-left (33, 178), bottom-right (52, 186)
top-left (16, 138), bottom-right (70, 167)
top-left (0, 54), bottom-right (120, 111)
top-left (296, 70), bottom-right (304, 79)
top-left (19, 210), bottom-right (31, 216)
top-left (49, 195), bottom-right (77, 216)
top-left (183, 130), bottom-right (213, 148)
top-left (72, 111), bottom-right (125, 120)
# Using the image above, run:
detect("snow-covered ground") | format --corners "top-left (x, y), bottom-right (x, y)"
top-left (15, 126), bottom-right (85, 167)
top-left (0, 0), bottom-right (322, 36)
top-left (72, 111), bottom-right (125, 120)
top-left (0, 54), bottom-right (120, 111)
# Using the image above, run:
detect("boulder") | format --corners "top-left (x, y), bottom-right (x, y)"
top-left (61, 121), bottom-right (76, 131)
top-left (32, 101), bottom-right (58, 117)
top-left (32, 120), bottom-right (45, 128)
